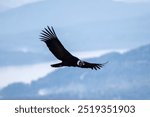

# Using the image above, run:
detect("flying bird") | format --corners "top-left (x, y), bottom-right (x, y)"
top-left (40, 26), bottom-right (107, 70)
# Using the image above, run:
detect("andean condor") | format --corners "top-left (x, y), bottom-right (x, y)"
top-left (40, 26), bottom-right (107, 70)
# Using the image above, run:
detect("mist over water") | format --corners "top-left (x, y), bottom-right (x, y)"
top-left (0, 49), bottom-right (126, 88)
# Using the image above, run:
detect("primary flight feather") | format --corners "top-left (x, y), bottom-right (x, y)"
top-left (40, 26), bottom-right (106, 70)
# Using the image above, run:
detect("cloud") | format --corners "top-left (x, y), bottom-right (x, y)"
top-left (113, 0), bottom-right (150, 3)
top-left (38, 83), bottom-right (86, 96)
top-left (0, 0), bottom-right (44, 11)
top-left (0, 62), bottom-right (56, 88)
top-left (0, 49), bottom-right (125, 88)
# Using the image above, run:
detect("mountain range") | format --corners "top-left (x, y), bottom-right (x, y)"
top-left (0, 0), bottom-right (150, 56)
top-left (0, 44), bottom-right (150, 100)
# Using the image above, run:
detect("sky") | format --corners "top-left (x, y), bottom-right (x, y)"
top-left (113, 0), bottom-right (150, 3)
top-left (0, 0), bottom-right (150, 12)
top-left (0, 0), bottom-right (44, 11)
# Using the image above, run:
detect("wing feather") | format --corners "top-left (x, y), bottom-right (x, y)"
top-left (40, 26), bottom-right (74, 61)
top-left (51, 26), bottom-right (57, 36)
top-left (82, 61), bottom-right (107, 70)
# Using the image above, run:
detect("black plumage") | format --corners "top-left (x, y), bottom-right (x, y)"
top-left (40, 26), bottom-right (107, 70)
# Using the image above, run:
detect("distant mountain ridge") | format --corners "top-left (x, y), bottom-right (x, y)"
top-left (0, 0), bottom-right (150, 53)
top-left (0, 44), bottom-right (150, 99)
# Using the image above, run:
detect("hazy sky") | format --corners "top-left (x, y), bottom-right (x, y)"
top-left (0, 0), bottom-right (150, 12)
top-left (0, 0), bottom-right (44, 11)
top-left (113, 0), bottom-right (150, 3)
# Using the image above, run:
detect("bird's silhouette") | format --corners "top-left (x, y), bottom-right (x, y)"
top-left (40, 26), bottom-right (107, 70)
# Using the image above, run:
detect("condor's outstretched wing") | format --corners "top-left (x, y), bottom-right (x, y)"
top-left (81, 62), bottom-right (106, 70)
top-left (40, 26), bottom-right (74, 61)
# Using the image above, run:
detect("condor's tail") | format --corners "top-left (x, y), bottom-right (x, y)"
top-left (51, 62), bottom-right (63, 67)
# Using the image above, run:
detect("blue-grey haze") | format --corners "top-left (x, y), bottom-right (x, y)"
top-left (0, 44), bottom-right (150, 99)
top-left (0, 0), bottom-right (150, 99)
